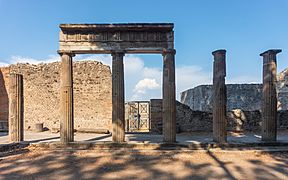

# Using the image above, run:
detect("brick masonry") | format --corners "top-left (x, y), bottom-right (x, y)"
top-left (0, 60), bottom-right (112, 131)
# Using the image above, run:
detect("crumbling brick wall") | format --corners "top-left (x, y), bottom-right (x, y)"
top-left (0, 67), bottom-right (9, 130)
top-left (0, 60), bottom-right (112, 131)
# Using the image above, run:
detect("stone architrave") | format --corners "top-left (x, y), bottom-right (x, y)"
top-left (112, 51), bottom-right (125, 142)
top-left (9, 73), bottom-right (24, 142)
top-left (59, 53), bottom-right (75, 143)
top-left (162, 49), bottom-right (176, 143)
top-left (260, 49), bottom-right (281, 142)
top-left (212, 50), bottom-right (227, 143)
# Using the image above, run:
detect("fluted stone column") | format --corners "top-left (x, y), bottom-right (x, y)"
top-left (212, 50), bottom-right (227, 143)
top-left (162, 49), bottom-right (176, 143)
top-left (112, 51), bottom-right (125, 142)
top-left (59, 52), bottom-right (74, 143)
top-left (260, 49), bottom-right (281, 142)
top-left (9, 74), bottom-right (24, 142)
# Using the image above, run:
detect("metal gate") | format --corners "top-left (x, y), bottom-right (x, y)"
top-left (125, 101), bottom-right (150, 132)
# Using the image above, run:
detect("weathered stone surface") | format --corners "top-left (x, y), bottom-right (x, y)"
top-left (60, 53), bottom-right (74, 143)
top-left (277, 68), bottom-right (288, 110)
top-left (176, 101), bottom-right (213, 132)
top-left (112, 52), bottom-right (125, 142)
top-left (181, 69), bottom-right (288, 113)
top-left (181, 84), bottom-right (263, 112)
top-left (59, 23), bottom-right (174, 54)
top-left (260, 49), bottom-right (281, 142)
top-left (0, 60), bottom-right (112, 132)
top-left (151, 100), bottom-right (288, 133)
top-left (150, 99), bottom-right (163, 133)
top-left (227, 109), bottom-right (262, 132)
top-left (0, 67), bottom-right (9, 131)
top-left (162, 49), bottom-right (176, 142)
top-left (9, 74), bottom-right (24, 142)
top-left (212, 50), bottom-right (227, 143)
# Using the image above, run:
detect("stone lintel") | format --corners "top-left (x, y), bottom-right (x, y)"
top-left (59, 23), bottom-right (174, 32)
top-left (260, 49), bottom-right (282, 56)
top-left (58, 49), bottom-right (167, 55)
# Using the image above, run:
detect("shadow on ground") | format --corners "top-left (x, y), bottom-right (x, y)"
top-left (0, 148), bottom-right (287, 179)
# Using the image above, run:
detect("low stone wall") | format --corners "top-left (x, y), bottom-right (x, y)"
top-left (0, 60), bottom-right (112, 132)
top-left (150, 99), bottom-right (163, 133)
top-left (151, 100), bottom-right (288, 133)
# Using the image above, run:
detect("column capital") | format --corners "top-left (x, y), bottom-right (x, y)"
top-left (260, 49), bottom-right (282, 57)
top-left (162, 49), bottom-right (176, 56)
top-left (212, 49), bottom-right (226, 56)
top-left (111, 50), bottom-right (126, 57)
top-left (57, 50), bottom-right (75, 57)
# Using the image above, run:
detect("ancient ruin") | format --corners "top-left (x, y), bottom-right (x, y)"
top-left (1, 0), bottom-right (288, 177)
top-left (260, 49), bottom-right (282, 141)
top-left (58, 23), bottom-right (176, 143)
top-left (0, 61), bottom-right (112, 132)
top-left (8, 74), bottom-right (24, 142)
top-left (0, 23), bottom-right (287, 148)
top-left (212, 50), bottom-right (227, 143)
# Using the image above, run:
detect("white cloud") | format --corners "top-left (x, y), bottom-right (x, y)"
top-left (131, 78), bottom-right (160, 100)
top-left (133, 78), bottom-right (160, 93)
top-left (8, 55), bottom-right (60, 64)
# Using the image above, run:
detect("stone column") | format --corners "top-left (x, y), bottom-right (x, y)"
top-left (112, 51), bottom-right (125, 142)
top-left (260, 49), bottom-right (281, 142)
top-left (212, 49), bottom-right (227, 143)
top-left (59, 52), bottom-right (74, 143)
top-left (162, 49), bottom-right (176, 143)
top-left (9, 73), bottom-right (24, 142)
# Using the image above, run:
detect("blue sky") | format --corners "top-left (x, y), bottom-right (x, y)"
top-left (0, 0), bottom-right (288, 100)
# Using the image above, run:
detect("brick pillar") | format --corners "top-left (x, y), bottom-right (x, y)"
top-left (112, 51), bottom-right (125, 142)
top-left (162, 49), bottom-right (176, 143)
top-left (212, 49), bottom-right (227, 143)
top-left (59, 52), bottom-right (74, 143)
top-left (260, 49), bottom-right (281, 142)
top-left (9, 73), bottom-right (24, 142)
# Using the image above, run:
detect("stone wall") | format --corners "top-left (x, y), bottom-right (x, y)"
top-left (180, 84), bottom-right (264, 112)
top-left (181, 67), bottom-right (288, 112)
top-left (150, 100), bottom-right (288, 133)
top-left (150, 99), bottom-right (163, 133)
top-left (277, 67), bottom-right (288, 110)
top-left (0, 60), bottom-right (112, 131)
top-left (0, 67), bottom-right (9, 130)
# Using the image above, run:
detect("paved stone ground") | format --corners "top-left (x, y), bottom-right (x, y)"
top-left (1, 130), bottom-right (288, 145)
top-left (0, 147), bottom-right (287, 179)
